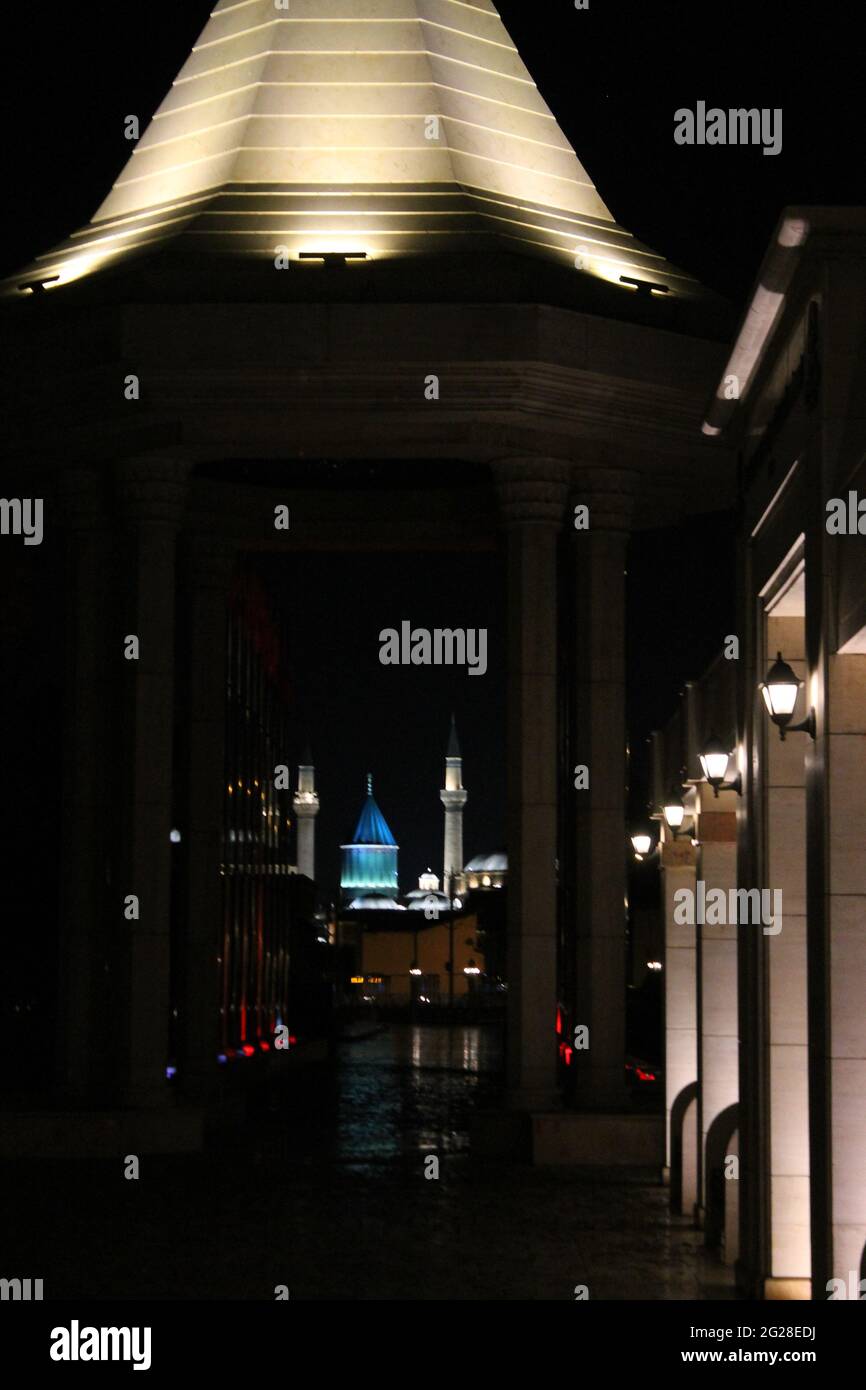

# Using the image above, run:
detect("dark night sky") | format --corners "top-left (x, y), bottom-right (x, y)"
top-left (2, 2), bottom-right (860, 885)
top-left (254, 549), bottom-right (506, 901)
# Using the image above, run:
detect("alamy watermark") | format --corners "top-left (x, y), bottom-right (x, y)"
top-left (826, 492), bottom-right (866, 534)
top-left (0, 498), bottom-right (43, 545)
top-left (826, 1272), bottom-right (866, 1299)
top-left (674, 103), bottom-right (782, 156)
top-left (50, 1321), bottom-right (151, 1371)
top-left (379, 623), bottom-right (487, 676)
top-left (674, 882), bottom-right (782, 935)
top-left (1, 1276), bottom-right (43, 1300)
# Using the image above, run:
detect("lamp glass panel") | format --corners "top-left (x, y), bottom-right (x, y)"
top-left (765, 681), bottom-right (799, 717)
top-left (664, 803), bottom-right (685, 829)
top-left (632, 834), bottom-right (652, 855)
top-left (700, 750), bottom-right (729, 782)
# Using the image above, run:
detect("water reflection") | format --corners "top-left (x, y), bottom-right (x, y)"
top-left (333, 1024), bottom-right (502, 1166)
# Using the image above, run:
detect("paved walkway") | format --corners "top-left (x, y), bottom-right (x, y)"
top-left (1, 1026), bottom-right (735, 1300)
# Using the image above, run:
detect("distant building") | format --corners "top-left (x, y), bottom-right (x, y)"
top-left (219, 569), bottom-right (328, 1062)
top-left (464, 851), bottom-right (508, 891)
top-left (340, 775), bottom-right (399, 905)
top-left (441, 715), bottom-right (468, 898)
top-left (292, 749), bottom-right (319, 882)
top-left (347, 905), bottom-right (485, 1006)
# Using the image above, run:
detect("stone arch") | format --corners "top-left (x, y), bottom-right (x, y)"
top-left (669, 1081), bottom-right (699, 1216)
top-left (704, 1103), bottom-right (739, 1254)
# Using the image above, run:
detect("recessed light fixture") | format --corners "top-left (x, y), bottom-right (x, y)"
top-left (298, 251), bottom-right (368, 267)
top-left (619, 275), bottom-right (669, 298)
top-left (18, 277), bottom-right (59, 296)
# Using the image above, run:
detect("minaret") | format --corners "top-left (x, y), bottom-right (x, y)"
top-left (293, 746), bottom-right (319, 882)
top-left (440, 716), bottom-right (468, 899)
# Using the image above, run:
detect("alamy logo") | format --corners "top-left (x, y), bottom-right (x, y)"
top-left (50, 1321), bottom-right (152, 1372)
top-left (674, 103), bottom-right (782, 156)
top-left (826, 1272), bottom-right (866, 1299)
top-left (674, 883), bottom-right (782, 935)
top-left (826, 492), bottom-right (866, 534)
top-left (0, 498), bottom-right (43, 546)
top-left (0, 1276), bottom-right (43, 1300)
top-left (379, 622), bottom-right (487, 676)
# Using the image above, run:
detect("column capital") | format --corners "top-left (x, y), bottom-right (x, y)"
top-left (58, 467), bottom-right (106, 533)
top-left (492, 457), bottom-right (570, 528)
top-left (188, 532), bottom-right (236, 594)
top-left (116, 454), bottom-right (191, 527)
top-left (661, 838), bottom-right (697, 869)
top-left (570, 466), bottom-right (638, 533)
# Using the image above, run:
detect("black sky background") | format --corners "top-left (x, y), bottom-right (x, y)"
top-left (1, 2), bottom-right (860, 890)
top-left (255, 549), bottom-right (506, 902)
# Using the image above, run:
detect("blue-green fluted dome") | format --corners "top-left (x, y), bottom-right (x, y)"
top-left (341, 775), bottom-right (399, 902)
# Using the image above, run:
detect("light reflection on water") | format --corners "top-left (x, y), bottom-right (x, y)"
top-left (334, 1024), bottom-right (503, 1166)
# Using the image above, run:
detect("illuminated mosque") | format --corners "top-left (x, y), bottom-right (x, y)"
top-left (330, 718), bottom-right (505, 911)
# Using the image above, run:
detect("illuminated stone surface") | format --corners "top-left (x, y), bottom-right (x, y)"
top-left (10, 0), bottom-right (703, 296)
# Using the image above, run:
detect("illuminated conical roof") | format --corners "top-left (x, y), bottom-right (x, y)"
top-left (8, 0), bottom-right (703, 297)
top-left (350, 775), bottom-right (397, 847)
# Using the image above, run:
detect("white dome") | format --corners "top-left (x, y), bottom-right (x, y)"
top-left (404, 890), bottom-right (451, 912)
top-left (347, 894), bottom-right (406, 911)
top-left (464, 851), bottom-right (508, 874)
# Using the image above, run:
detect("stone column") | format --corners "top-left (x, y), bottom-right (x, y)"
top-left (178, 533), bottom-right (234, 1106)
top-left (58, 468), bottom-right (112, 1100)
top-left (116, 456), bottom-right (190, 1110)
top-left (294, 762), bottom-right (319, 883)
top-left (764, 615), bottom-right (810, 1296)
top-left (661, 836), bottom-right (697, 1180)
top-left (495, 459), bottom-right (568, 1111)
top-left (819, 652), bottom-right (866, 1290)
top-left (572, 469), bottom-right (636, 1108)
top-left (695, 790), bottom-right (738, 1234)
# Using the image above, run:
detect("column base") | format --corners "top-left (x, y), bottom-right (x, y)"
top-left (532, 1111), bottom-right (664, 1166)
top-left (470, 1108), bottom-right (664, 1166)
top-left (469, 1109), bottom-right (533, 1160)
top-left (0, 1106), bottom-right (206, 1158)
top-left (764, 1278), bottom-right (813, 1301)
top-left (506, 1086), bottom-right (562, 1114)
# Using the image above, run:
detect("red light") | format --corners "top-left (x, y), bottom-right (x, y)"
top-left (555, 1007), bottom-right (563, 1036)
top-left (259, 1041), bottom-right (270, 1052)
top-left (242, 1044), bottom-right (255, 1057)
top-left (289, 1035), bottom-right (298, 1047)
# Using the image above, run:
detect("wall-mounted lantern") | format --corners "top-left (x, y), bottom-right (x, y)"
top-left (699, 734), bottom-right (742, 798)
top-left (759, 652), bottom-right (816, 740)
top-left (662, 787), bottom-right (686, 836)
